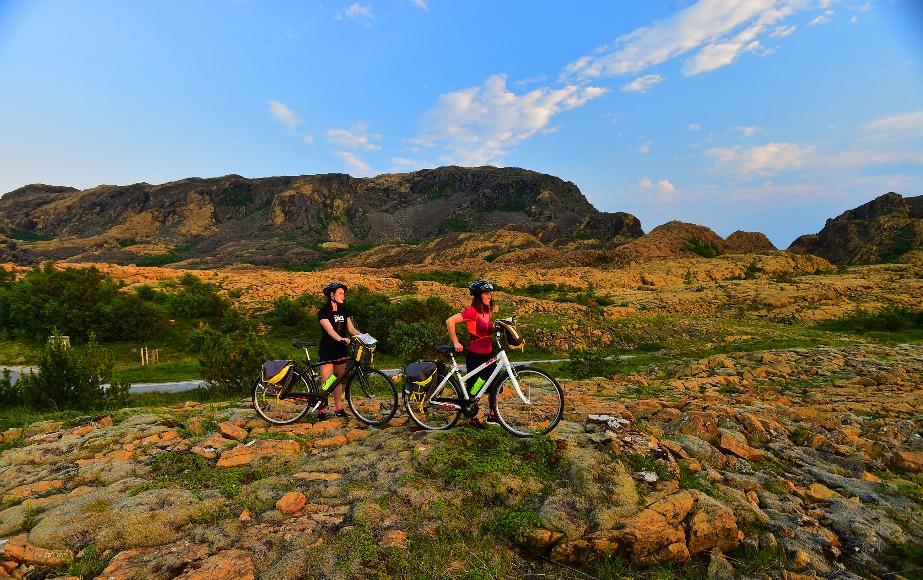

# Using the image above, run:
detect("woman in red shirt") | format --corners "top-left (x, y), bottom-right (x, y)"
top-left (446, 279), bottom-right (498, 427)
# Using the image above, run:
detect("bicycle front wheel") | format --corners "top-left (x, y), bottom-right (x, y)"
top-left (403, 373), bottom-right (464, 430)
top-left (252, 372), bottom-right (313, 425)
top-left (346, 368), bottom-right (399, 427)
top-left (493, 366), bottom-right (564, 437)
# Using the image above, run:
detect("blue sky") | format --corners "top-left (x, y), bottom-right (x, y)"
top-left (1, 0), bottom-right (921, 247)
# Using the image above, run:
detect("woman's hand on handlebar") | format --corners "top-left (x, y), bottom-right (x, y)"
top-left (340, 337), bottom-right (351, 345)
top-left (453, 340), bottom-right (463, 352)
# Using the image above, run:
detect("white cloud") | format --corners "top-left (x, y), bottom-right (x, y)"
top-left (267, 99), bottom-right (302, 129)
top-left (412, 0), bottom-right (428, 9)
top-left (858, 2), bottom-right (872, 12)
top-left (341, 3), bottom-right (373, 21)
top-left (810, 10), bottom-right (834, 25)
top-left (621, 74), bottom-right (664, 93)
top-left (688, 123), bottom-right (701, 131)
top-left (640, 176), bottom-right (677, 199)
top-left (861, 110), bottom-right (923, 137)
top-left (302, 134), bottom-right (315, 144)
top-left (390, 157), bottom-right (429, 170)
top-left (325, 122), bottom-right (382, 151)
top-left (850, 16), bottom-right (858, 24)
top-left (706, 142), bottom-right (814, 176)
top-left (416, 74), bottom-right (607, 165)
top-left (770, 24), bottom-right (797, 37)
top-left (737, 125), bottom-right (761, 137)
top-left (638, 143), bottom-right (651, 154)
top-left (335, 151), bottom-right (372, 176)
top-left (564, 0), bottom-right (819, 80)
top-left (683, 23), bottom-right (765, 76)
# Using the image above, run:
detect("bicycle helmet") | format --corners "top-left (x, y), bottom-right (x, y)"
top-left (469, 279), bottom-right (494, 295)
top-left (323, 281), bottom-right (348, 296)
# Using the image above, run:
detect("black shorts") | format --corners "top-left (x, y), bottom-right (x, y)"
top-left (318, 340), bottom-right (349, 364)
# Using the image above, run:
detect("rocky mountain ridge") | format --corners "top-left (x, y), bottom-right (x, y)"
top-left (0, 167), bottom-right (641, 268)
top-left (788, 192), bottom-right (923, 264)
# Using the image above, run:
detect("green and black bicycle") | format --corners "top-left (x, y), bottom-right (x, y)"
top-left (403, 317), bottom-right (564, 437)
top-left (252, 334), bottom-right (398, 427)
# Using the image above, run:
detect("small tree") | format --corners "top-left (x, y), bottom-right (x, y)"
top-left (18, 335), bottom-right (130, 410)
top-left (198, 326), bottom-right (275, 396)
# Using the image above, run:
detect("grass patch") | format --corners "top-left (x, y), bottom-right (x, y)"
top-left (881, 542), bottom-right (923, 578)
top-left (816, 306), bottom-right (923, 341)
top-left (623, 452), bottom-right (673, 481)
top-left (419, 428), bottom-right (560, 484)
top-left (397, 270), bottom-right (472, 288)
top-left (146, 450), bottom-right (293, 501)
top-left (134, 253), bottom-right (186, 267)
top-left (112, 359), bottom-right (201, 383)
top-left (441, 216), bottom-right (471, 232)
top-left (592, 553), bottom-right (708, 579)
top-left (7, 228), bottom-right (51, 242)
top-left (64, 543), bottom-right (107, 579)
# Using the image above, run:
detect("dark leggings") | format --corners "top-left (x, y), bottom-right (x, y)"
top-left (465, 351), bottom-right (496, 394)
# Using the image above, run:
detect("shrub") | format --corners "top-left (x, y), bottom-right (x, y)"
top-left (818, 306), bottom-right (923, 334)
top-left (0, 266), bottom-right (15, 288)
top-left (267, 296), bottom-right (313, 326)
top-left (0, 369), bottom-right (19, 407)
top-left (166, 274), bottom-right (227, 319)
top-left (17, 335), bottom-right (130, 410)
top-left (561, 347), bottom-right (619, 379)
top-left (198, 327), bottom-right (276, 396)
top-left (683, 237), bottom-right (721, 258)
top-left (388, 320), bottom-right (446, 360)
top-left (0, 262), bottom-right (165, 342)
top-left (185, 326), bottom-right (223, 354)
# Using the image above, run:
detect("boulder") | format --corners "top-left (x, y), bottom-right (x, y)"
top-left (276, 492), bottom-right (307, 515)
top-left (216, 440), bottom-right (301, 467)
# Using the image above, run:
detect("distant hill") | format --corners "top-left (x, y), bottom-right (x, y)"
top-left (788, 192), bottom-right (923, 264)
top-left (725, 231), bottom-right (777, 254)
top-left (0, 167), bottom-right (642, 268)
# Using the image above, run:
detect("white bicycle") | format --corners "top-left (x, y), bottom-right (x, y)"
top-left (403, 318), bottom-right (564, 437)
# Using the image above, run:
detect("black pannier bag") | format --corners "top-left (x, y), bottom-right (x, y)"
top-left (261, 360), bottom-right (295, 392)
top-left (404, 360), bottom-right (438, 395)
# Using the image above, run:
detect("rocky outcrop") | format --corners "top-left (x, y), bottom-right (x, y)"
top-left (726, 230), bottom-right (777, 253)
top-left (0, 167), bottom-right (643, 267)
top-left (609, 221), bottom-right (732, 263)
top-left (788, 191), bottom-right (923, 264)
top-left (1, 340), bottom-right (922, 578)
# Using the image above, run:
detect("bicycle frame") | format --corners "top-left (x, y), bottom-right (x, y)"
top-left (282, 345), bottom-right (358, 403)
top-left (430, 336), bottom-right (530, 407)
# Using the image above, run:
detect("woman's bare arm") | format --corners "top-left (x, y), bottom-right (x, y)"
top-left (320, 319), bottom-right (348, 343)
top-left (446, 313), bottom-right (465, 351)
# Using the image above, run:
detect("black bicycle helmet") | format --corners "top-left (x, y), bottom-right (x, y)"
top-left (323, 281), bottom-right (348, 296)
top-left (469, 279), bottom-right (494, 295)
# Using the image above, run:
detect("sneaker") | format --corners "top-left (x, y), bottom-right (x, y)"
top-left (484, 412), bottom-right (499, 425)
top-left (334, 409), bottom-right (348, 418)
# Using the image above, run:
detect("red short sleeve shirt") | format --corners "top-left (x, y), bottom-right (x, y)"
top-left (460, 306), bottom-right (493, 354)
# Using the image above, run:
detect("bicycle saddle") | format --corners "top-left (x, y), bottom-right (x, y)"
top-left (292, 340), bottom-right (317, 348)
top-left (436, 344), bottom-right (462, 354)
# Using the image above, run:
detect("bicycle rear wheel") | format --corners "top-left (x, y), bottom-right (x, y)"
top-left (493, 366), bottom-right (564, 437)
top-left (252, 372), bottom-right (314, 425)
top-left (403, 374), bottom-right (464, 430)
top-left (346, 368), bottom-right (398, 427)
